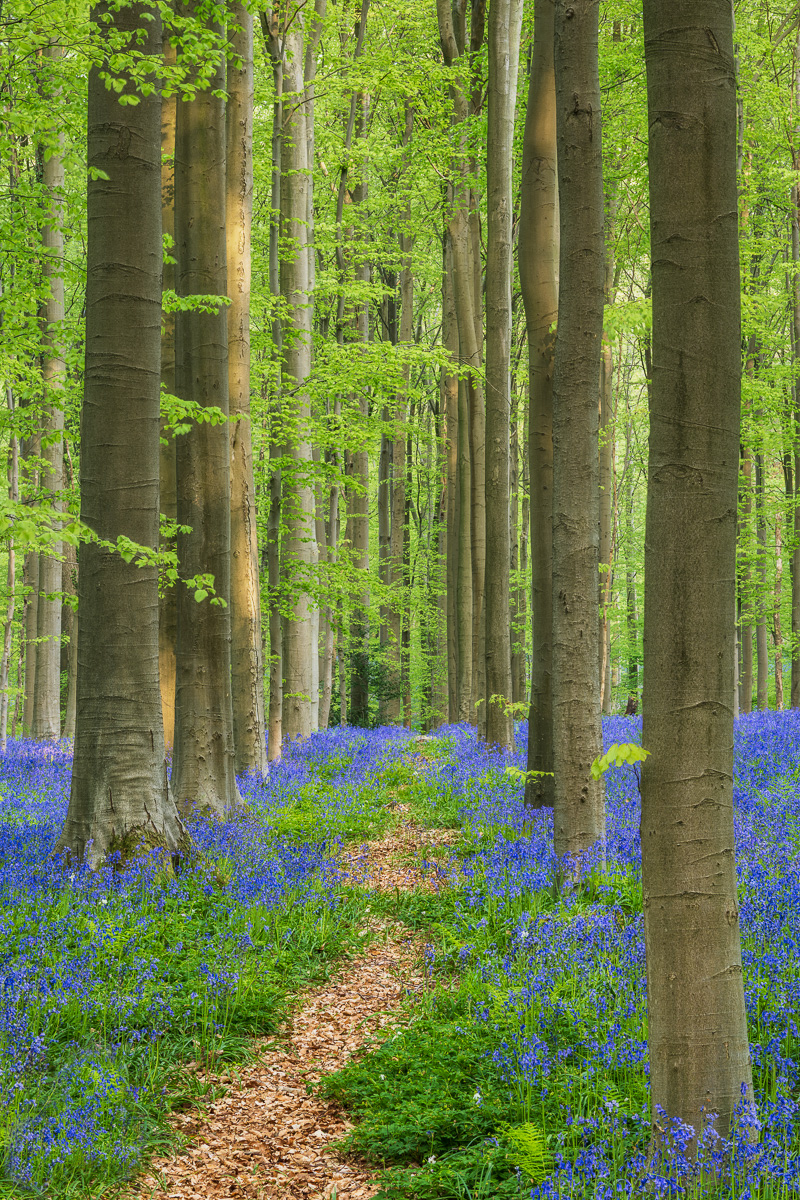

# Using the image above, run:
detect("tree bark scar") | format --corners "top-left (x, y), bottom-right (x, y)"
top-left (705, 27), bottom-right (721, 55)
top-left (110, 125), bottom-right (132, 160)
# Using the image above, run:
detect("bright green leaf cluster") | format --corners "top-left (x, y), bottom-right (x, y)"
top-left (590, 743), bottom-right (650, 781)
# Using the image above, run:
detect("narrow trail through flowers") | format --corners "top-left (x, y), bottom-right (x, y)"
top-left (131, 817), bottom-right (457, 1200)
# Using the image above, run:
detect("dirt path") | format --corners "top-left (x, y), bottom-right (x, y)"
top-left (131, 822), bottom-right (454, 1200)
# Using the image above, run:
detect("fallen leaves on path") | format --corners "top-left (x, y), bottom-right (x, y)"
top-left (127, 823), bottom-right (455, 1200)
top-left (342, 809), bottom-right (460, 894)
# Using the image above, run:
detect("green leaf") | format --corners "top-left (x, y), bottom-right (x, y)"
top-left (590, 743), bottom-right (650, 780)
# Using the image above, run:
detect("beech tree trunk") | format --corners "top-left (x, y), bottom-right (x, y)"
top-left (774, 514), bottom-right (784, 709)
top-left (551, 0), bottom-right (605, 859)
top-left (519, 0), bottom-right (557, 806)
top-left (438, 0), bottom-right (483, 726)
top-left (159, 37), bottom-right (177, 750)
top-left (171, 3), bottom-right (240, 814)
top-left (484, 0), bottom-right (521, 749)
top-left (263, 16), bottom-right (283, 759)
top-left (59, 1), bottom-right (187, 867)
top-left (279, 18), bottom-right (319, 742)
top-left (754, 443), bottom-right (769, 709)
top-left (791, 170), bottom-right (800, 706)
top-left (738, 444), bottom-right (754, 713)
top-left (349, 217), bottom-right (371, 723)
top-left (0, 387), bottom-right (17, 751)
top-left (624, 409), bottom-right (639, 705)
top-left (33, 41), bottom-right (65, 741)
top-left (227, 3), bottom-right (267, 774)
top-left (23, 549), bottom-right (39, 733)
top-left (641, 0), bottom-right (754, 1141)
top-left (443, 233), bottom-right (460, 721)
top-left (509, 389), bottom-right (523, 704)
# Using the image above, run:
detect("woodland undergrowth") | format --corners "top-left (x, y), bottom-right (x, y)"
top-left (0, 716), bottom-right (799, 1198)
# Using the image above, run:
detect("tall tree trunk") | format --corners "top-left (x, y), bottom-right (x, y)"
top-left (378, 388), bottom-right (392, 720)
top-left (402, 398), bottom-right (413, 727)
top-left (172, 4), bottom-right (240, 814)
top-left (263, 15), bottom-right (283, 759)
top-left (33, 40), bottom-right (65, 741)
top-left (60, 540), bottom-right (77, 729)
top-left (754, 443), bottom-right (769, 709)
top-left (432, 396), bottom-right (449, 726)
top-left (159, 36), bottom-right (178, 750)
top-left (0, 387), bottom-right (18, 751)
top-left (518, 398), bottom-right (530, 701)
top-left (438, 0), bottom-right (483, 727)
top-left (339, 68), bottom-right (371, 728)
top-left (551, 0), bottom-right (605, 860)
top-left (22, 546), bottom-right (38, 733)
top-left (774, 512), bottom-right (784, 710)
top-left (443, 232), bottom-right (460, 721)
top-left (349, 257), bottom-right (371, 723)
top-left (227, 2), bottom-right (267, 774)
top-left (509, 388), bottom-right (523, 704)
top-left (519, 0), bottom-right (557, 807)
top-left (599, 335), bottom-right (614, 714)
top-left (394, 206), bottom-right (414, 726)
top-left (624, 409), bottom-right (638, 706)
top-left (279, 17), bottom-right (319, 742)
top-left (469, 3), bottom-right (486, 733)
top-left (59, 0), bottom-right (187, 866)
top-left (484, 0), bottom-right (521, 749)
top-left (738, 444), bottom-right (753, 713)
top-left (456, 372), bottom-right (473, 722)
top-left (791, 172), bottom-right (800, 706)
top-left (641, 0), bottom-right (754, 1140)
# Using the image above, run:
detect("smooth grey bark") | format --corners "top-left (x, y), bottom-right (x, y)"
top-left (279, 16), bottom-right (319, 742)
top-left (349, 257), bottom-right (371, 726)
top-left (262, 13), bottom-right (283, 760)
top-left (792, 165), bottom-right (800, 706)
top-left (754, 443), bottom-right (769, 709)
top-left (58, 1), bottom-right (187, 867)
top-left (551, 0), bottom-right (605, 859)
top-left (60, 542), bottom-right (77, 738)
top-left (483, 0), bottom-right (521, 749)
top-left (441, 235), bottom-right (460, 720)
top-left (228, 2), bottom-right (267, 774)
top-left (22, 547), bottom-right (38, 732)
top-left (623, 406), bottom-right (639, 705)
top-left (443, 233), bottom-right (460, 721)
top-left (431, 395), bottom-right (449, 726)
top-left (774, 514), bottom-right (784, 709)
top-left (438, 0), bottom-right (483, 725)
top-left (171, 4), bottom-right (240, 814)
top-left (599, 214), bottom-right (615, 715)
top-left (159, 36), bottom-right (177, 750)
top-left (513, 396), bottom-right (530, 704)
top-left (33, 41), bottom-right (65, 741)
top-left (304, 0), bottom-right (325, 734)
top-left (0, 388), bottom-right (17, 750)
top-left (509, 387), bottom-right (523, 705)
top-left (641, 0), bottom-right (754, 1141)
top-left (738, 445), bottom-right (754, 713)
top-left (519, 0), bottom-right (557, 807)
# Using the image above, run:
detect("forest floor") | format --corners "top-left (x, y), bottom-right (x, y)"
top-left (130, 819), bottom-right (454, 1200)
top-left (0, 716), bottom-right (799, 1199)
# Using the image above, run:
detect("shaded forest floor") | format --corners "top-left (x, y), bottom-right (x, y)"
top-left (1, 716), bottom-right (799, 1198)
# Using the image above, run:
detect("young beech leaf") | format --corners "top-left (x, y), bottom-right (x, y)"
top-left (591, 743), bottom-right (650, 780)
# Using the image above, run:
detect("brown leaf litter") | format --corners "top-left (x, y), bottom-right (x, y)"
top-left (126, 822), bottom-right (457, 1200)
